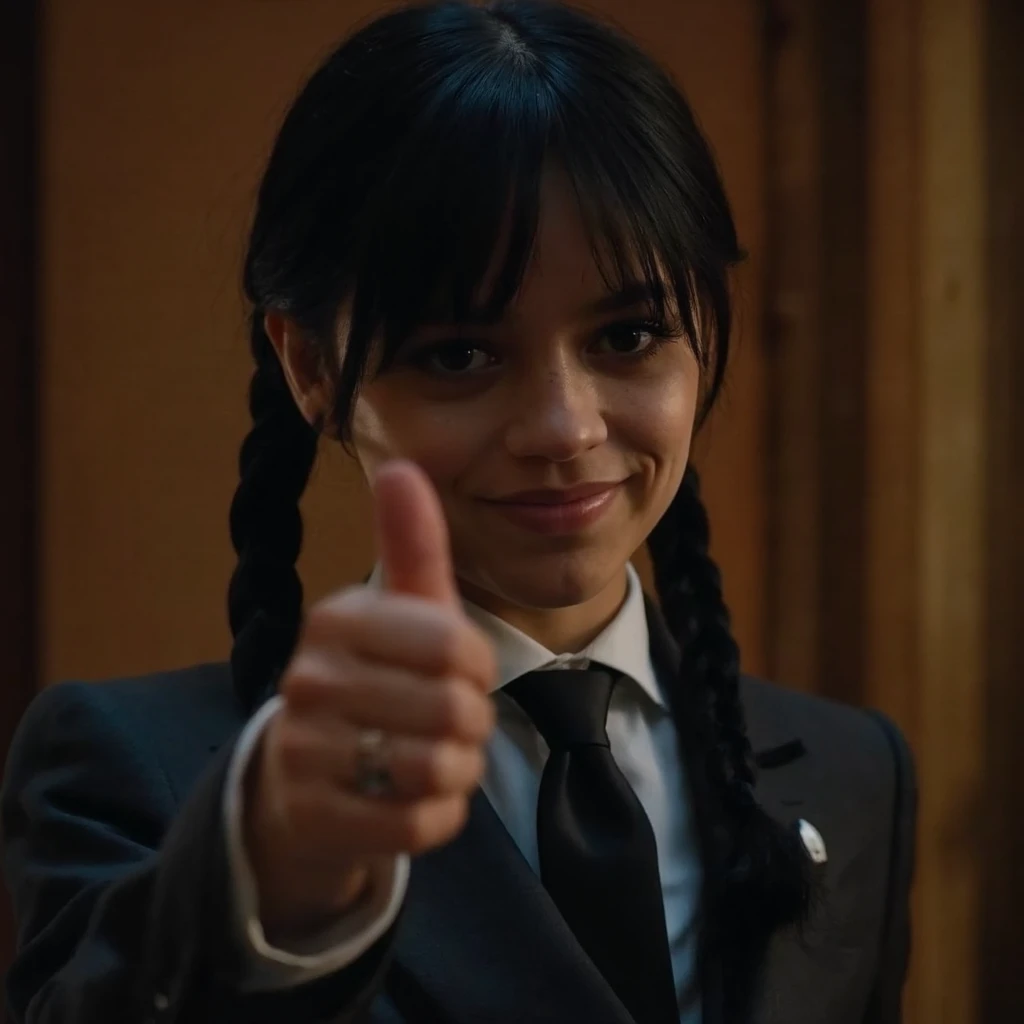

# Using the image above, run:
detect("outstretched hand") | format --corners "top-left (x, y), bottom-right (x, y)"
top-left (243, 460), bottom-right (497, 941)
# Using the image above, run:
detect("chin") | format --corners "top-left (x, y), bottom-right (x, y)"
top-left (463, 546), bottom-right (625, 611)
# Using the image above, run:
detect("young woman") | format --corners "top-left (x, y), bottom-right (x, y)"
top-left (1, 3), bottom-right (915, 1023)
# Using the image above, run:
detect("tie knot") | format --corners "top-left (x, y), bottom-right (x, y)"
top-left (504, 667), bottom-right (618, 750)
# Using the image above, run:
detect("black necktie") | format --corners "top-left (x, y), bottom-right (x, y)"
top-left (504, 667), bottom-right (679, 1024)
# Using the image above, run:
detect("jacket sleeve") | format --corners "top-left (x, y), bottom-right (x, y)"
top-left (862, 710), bottom-right (918, 1024)
top-left (1, 681), bottom-right (397, 1024)
top-left (224, 695), bottom-right (410, 991)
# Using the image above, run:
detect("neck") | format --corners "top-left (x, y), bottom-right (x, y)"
top-left (458, 569), bottom-right (630, 654)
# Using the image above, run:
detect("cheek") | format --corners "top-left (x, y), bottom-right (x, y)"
top-left (618, 362), bottom-right (699, 469)
top-left (349, 391), bottom-right (484, 486)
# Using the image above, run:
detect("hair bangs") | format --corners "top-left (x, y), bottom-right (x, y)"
top-left (327, 1), bottom-right (740, 434)
top-left (557, 154), bottom-right (726, 422)
top-left (548, 88), bottom-right (740, 415)
top-left (330, 50), bottom-right (555, 428)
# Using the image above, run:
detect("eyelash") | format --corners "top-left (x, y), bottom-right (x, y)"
top-left (597, 319), bottom-right (677, 362)
top-left (410, 318), bottom-right (677, 376)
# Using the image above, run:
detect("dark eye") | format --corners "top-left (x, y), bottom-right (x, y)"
top-left (594, 321), bottom-right (666, 356)
top-left (417, 343), bottom-right (495, 375)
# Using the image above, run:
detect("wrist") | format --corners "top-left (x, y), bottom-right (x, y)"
top-left (241, 731), bottom-right (374, 942)
top-left (260, 863), bottom-right (373, 947)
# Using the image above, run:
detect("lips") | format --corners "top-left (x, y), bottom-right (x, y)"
top-left (481, 481), bottom-right (625, 535)
top-left (489, 481), bottom-right (625, 505)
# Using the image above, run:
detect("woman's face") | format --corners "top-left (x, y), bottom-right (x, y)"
top-left (351, 177), bottom-right (700, 619)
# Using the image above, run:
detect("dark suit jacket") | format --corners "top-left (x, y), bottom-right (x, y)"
top-left (1, 606), bottom-right (915, 1024)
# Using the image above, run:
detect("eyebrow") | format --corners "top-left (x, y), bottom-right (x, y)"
top-left (584, 283), bottom-right (663, 316)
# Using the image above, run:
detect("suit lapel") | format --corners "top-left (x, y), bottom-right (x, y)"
top-left (393, 788), bottom-right (634, 1024)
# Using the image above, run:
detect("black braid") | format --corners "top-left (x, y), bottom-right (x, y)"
top-left (228, 313), bottom-right (318, 712)
top-left (649, 465), bottom-right (811, 1022)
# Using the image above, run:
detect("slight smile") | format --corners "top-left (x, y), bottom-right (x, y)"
top-left (481, 481), bottom-right (625, 536)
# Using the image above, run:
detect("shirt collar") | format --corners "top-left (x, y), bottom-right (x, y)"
top-left (367, 562), bottom-right (666, 709)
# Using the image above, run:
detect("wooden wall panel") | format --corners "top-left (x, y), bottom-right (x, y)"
top-left (863, 5), bottom-right (924, 1013)
top-left (763, 0), bottom-right (869, 700)
top-left (763, 0), bottom-right (823, 693)
top-left (865, 2), bottom-right (991, 1020)
top-left (864, 0), bottom-right (922, 752)
top-left (770, 0), bottom-right (1024, 1020)
top-left (980, 0), bottom-right (1024, 1014)
top-left (40, 0), bottom-right (380, 687)
top-left (814, 0), bottom-right (868, 707)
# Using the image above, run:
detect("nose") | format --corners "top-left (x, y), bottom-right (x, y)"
top-left (504, 362), bottom-right (608, 462)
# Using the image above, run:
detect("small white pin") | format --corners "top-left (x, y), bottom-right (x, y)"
top-left (798, 819), bottom-right (828, 865)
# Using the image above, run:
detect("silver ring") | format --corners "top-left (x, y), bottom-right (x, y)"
top-left (354, 728), bottom-right (394, 797)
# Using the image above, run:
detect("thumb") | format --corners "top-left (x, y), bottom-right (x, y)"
top-left (372, 460), bottom-right (459, 607)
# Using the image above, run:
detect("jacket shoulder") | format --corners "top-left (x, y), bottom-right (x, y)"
top-left (27, 660), bottom-right (238, 730)
top-left (741, 679), bottom-right (917, 1015)
top-left (7, 662), bottom-right (244, 808)
top-left (742, 676), bottom-right (910, 772)
top-left (742, 675), bottom-right (916, 840)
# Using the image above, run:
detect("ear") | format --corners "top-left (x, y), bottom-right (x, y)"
top-left (263, 311), bottom-right (338, 436)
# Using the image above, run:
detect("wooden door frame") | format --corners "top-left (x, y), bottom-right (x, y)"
top-left (762, 0), bottom-right (869, 704)
top-left (764, 1), bottom-right (1024, 1021)
top-left (979, 1), bottom-right (1024, 1014)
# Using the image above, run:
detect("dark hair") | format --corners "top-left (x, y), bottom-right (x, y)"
top-left (229, 1), bottom-right (809, 1016)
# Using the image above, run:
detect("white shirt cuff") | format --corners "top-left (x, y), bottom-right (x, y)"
top-left (223, 694), bottom-right (410, 992)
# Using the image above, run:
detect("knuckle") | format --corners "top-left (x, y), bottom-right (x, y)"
top-left (436, 748), bottom-right (484, 795)
top-left (432, 618), bottom-right (466, 674)
top-left (308, 586), bottom-right (370, 638)
top-left (443, 795), bottom-right (470, 835)
top-left (396, 804), bottom-right (433, 852)
top-left (476, 693), bottom-right (498, 736)
top-left (421, 742), bottom-right (457, 791)
top-left (280, 654), bottom-right (332, 704)
top-left (328, 584), bottom-right (372, 615)
top-left (397, 799), bottom-right (465, 852)
top-left (434, 681), bottom-right (473, 734)
top-left (284, 655), bottom-right (362, 712)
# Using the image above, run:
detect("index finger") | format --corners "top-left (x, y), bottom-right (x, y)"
top-left (304, 589), bottom-right (498, 693)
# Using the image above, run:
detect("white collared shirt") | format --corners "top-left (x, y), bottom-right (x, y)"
top-left (225, 564), bottom-right (703, 1021)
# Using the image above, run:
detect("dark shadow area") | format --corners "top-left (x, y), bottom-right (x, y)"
top-left (0, 0), bottom-right (39, 997)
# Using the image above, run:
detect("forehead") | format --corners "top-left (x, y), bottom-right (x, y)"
top-left (521, 175), bottom-right (599, 286)
top-left (488, 173), bottom-right (649, 320)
